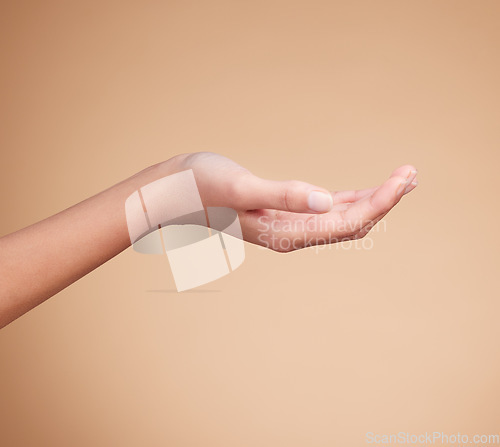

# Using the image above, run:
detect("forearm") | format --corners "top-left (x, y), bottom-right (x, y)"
top-left (0, 158), bottom-right (179, 328)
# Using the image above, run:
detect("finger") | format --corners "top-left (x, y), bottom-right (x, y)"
top-left (325, 170), bottom-right (418, 239)
top-left (352, 176), bottom-right (417, 240)
top-left (390, 164), bottom-right (418, 179)
top-left (353, 210), bottom-right (389, 240)
top-left (404, 179), bottom-right (418, 194)
top-left (353, 177), bottom-right (418, 240)
top-left (343, 167), bottom-right (417, 232)
top-left (330, 165), bottom-right (417, 205)
top-left (234, 175), bottom-right (334, 214)
top-left (331, 187), bottom-right (377, 205)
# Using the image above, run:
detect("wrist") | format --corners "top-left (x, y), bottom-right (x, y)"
top-left (149, 153), bottom-right (191, 179)
top-left (121, 155), bottom-right (187, 197)
top-left (124, 155), bottom-right (205, 249)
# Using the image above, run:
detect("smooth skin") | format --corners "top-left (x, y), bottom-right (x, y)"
top-left (0, 152), bottom-right (417, 328)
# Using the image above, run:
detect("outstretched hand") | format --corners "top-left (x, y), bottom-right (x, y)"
top-left (171, 152), bottom-right (418, 252)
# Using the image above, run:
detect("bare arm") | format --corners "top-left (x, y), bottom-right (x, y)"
top-left (0, 159), bottom-right (182, 328)
top-left (0, 152), bottom-right (417, 328)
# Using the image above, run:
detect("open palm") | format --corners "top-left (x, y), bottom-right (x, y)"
top-left (173, 152), bottom-right (417, 252)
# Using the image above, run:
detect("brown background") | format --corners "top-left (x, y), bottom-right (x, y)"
top-left (1, 1), bottom-right (499, 446)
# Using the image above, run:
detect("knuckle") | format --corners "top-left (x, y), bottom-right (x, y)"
top-left (282, 180), bottom-right (303, 211)
top-left (227, 173), bottom-right (250, 201)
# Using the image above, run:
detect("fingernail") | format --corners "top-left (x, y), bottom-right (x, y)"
top-left (404, 180), bottom-right (418, 194)
top-left (406, 169), bottom-right (417, 181)
top-left (308, 191), bottom-right (333, 212)
top-left (396, 180), bottom-right (408, 196)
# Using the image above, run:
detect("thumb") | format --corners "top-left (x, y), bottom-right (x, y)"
top-left (232, 174), bottom-right (333, 213)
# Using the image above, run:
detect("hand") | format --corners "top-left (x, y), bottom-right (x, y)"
top-left (169, 152), bottom-right (418, 252)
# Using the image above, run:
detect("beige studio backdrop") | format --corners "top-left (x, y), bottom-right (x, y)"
top-left (0, 1), bottom-right (499, 446)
